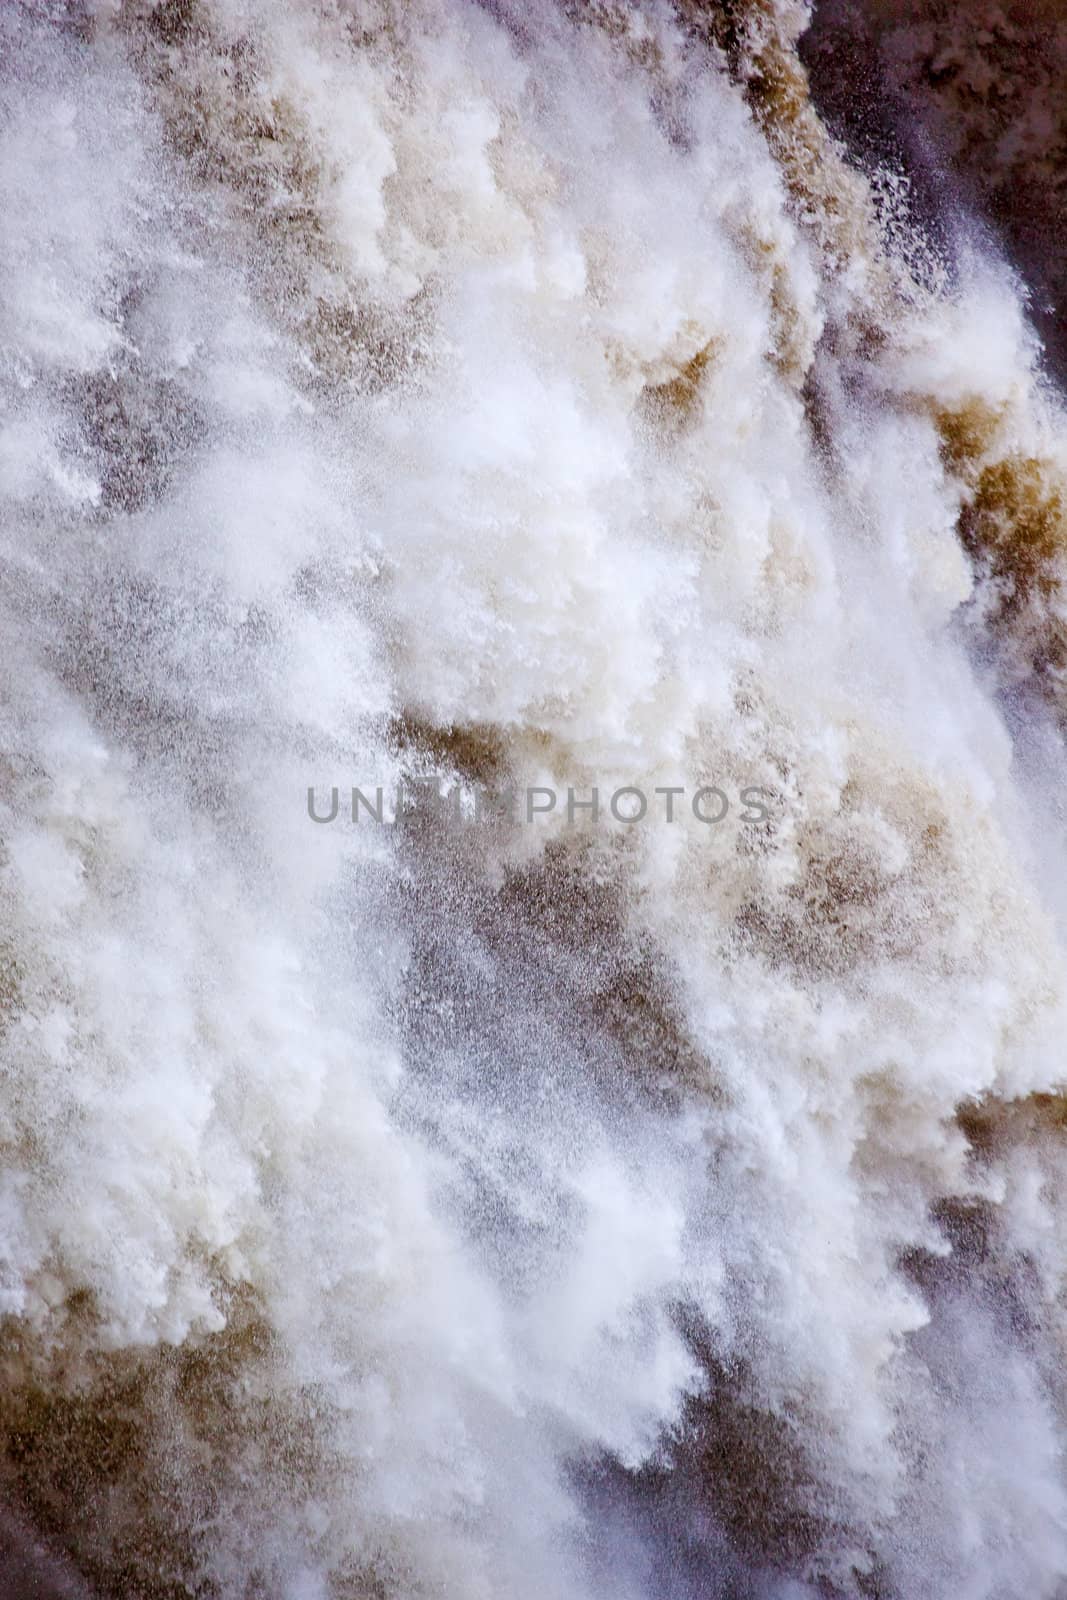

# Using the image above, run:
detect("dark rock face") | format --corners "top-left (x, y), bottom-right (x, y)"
top-left (802, 0), bottom-right (1067, 381)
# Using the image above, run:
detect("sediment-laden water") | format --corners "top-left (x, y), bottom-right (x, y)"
top-left (3, 2), bottom-right (1067, 1595)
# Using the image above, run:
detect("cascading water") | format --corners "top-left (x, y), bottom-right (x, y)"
top-left (3, 2), bottom-right (1067, 1596)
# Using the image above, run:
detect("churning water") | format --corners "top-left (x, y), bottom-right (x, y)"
top-left (3, 2), bottom-right (1067, 1595)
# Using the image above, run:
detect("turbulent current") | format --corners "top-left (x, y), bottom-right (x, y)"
top-left (4, 1), bottom-right (1067, 1595)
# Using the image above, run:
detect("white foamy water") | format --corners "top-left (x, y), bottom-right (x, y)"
top-left (3, 2), bottom-right (1067, 1596)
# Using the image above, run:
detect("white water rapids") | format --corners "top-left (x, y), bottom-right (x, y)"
top-left (3, 2), bottom-right (1067, 1596)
